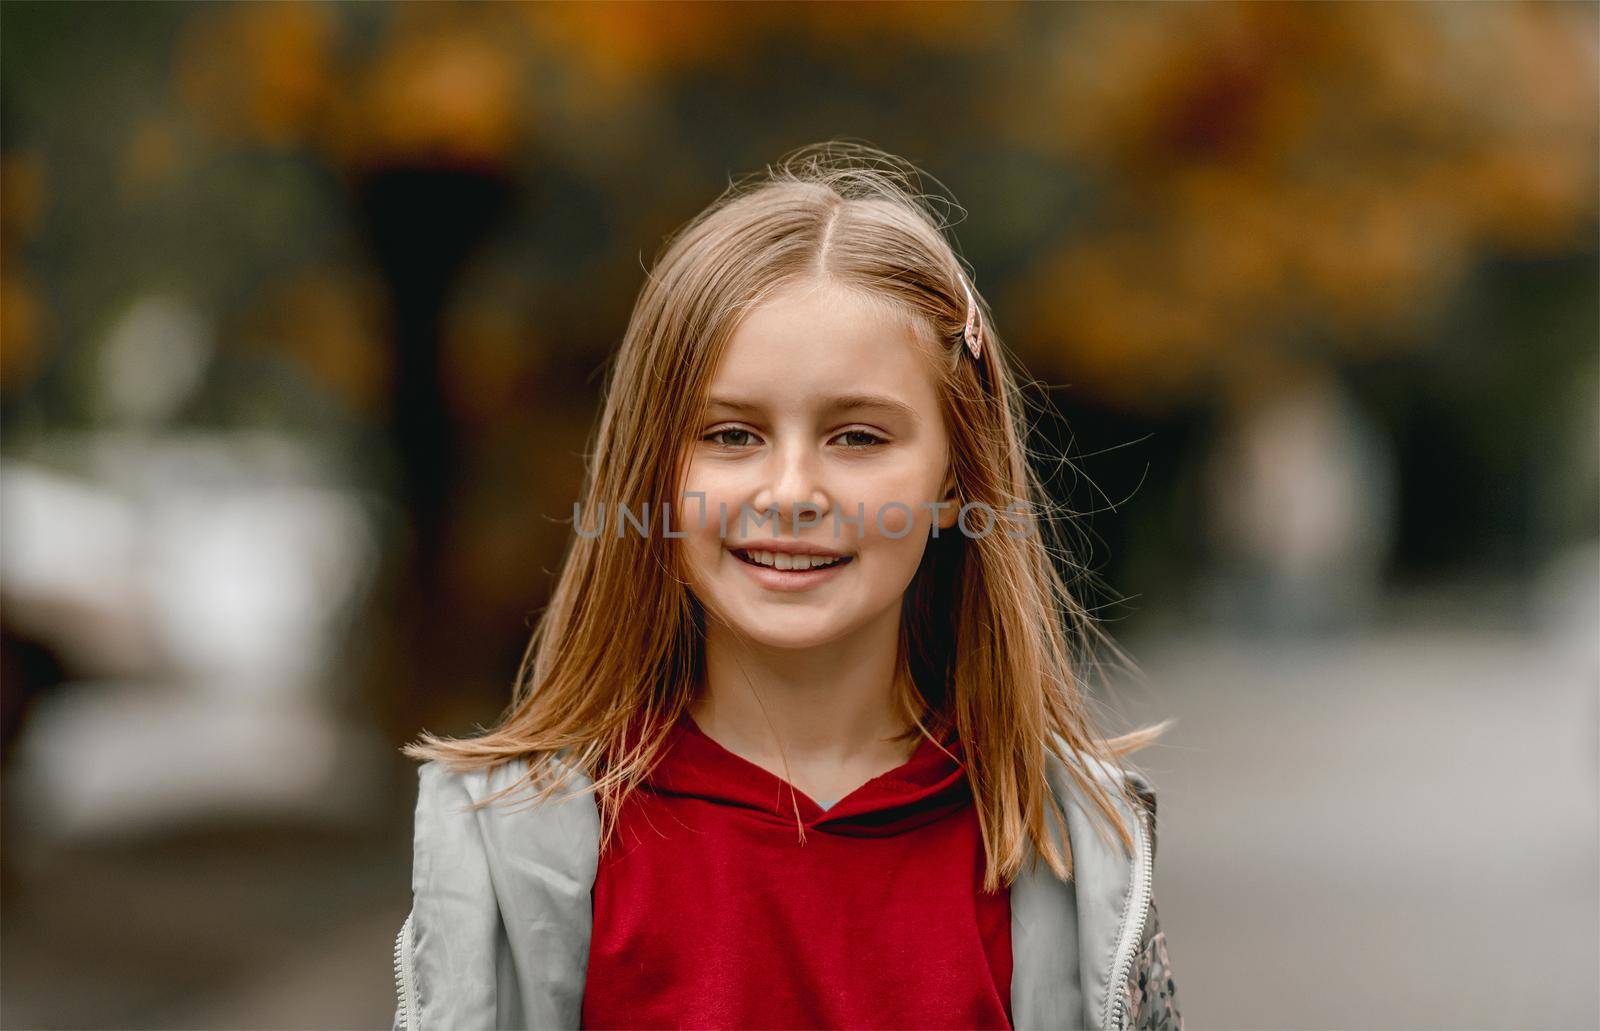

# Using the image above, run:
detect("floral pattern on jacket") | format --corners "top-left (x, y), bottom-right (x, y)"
top-left (1124, 898), bottom-right (1182, 1030)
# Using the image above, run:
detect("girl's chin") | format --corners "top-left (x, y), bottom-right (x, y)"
top-left (740, 635), bottom-right (834, 653)
top-left (710, 610), bottom-right (853, 651)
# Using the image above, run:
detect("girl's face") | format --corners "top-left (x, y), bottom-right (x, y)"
top-left (678, 278), bottom-right (959, 650)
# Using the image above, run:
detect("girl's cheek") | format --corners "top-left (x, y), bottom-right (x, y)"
top-left (677, 474), bottom-right (735, 537)
top-left (874, 501), bottom-right (915, 539)
top-left (855, 468), bottom-right (943, 542)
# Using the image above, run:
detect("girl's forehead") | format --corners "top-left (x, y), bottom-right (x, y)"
top-left (706, 342), bottom-right (940, 420)
top-left (733, 278), bottom-right (928, 341)
top-left (703, 387), bottom-right (921, 424)
top-left (711, 282), bottom-right (939, 392)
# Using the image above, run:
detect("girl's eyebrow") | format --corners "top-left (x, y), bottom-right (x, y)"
top-left (704, 393), bottom-right (918, 421)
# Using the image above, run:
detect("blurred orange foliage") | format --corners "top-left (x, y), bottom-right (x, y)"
top-left (0, 151), bottom-right (52, 393)
top-left (1007, 2), bottom-right (1598, 412)
top-left (333, 14), bottom-right (525, 171)
top-left (173, 1), bottom-right (337, 149)
top-left (242, 269), bottom-right (393, 416)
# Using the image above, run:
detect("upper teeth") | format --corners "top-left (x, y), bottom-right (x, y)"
top-left (741, 550), bottom-right (843, 571)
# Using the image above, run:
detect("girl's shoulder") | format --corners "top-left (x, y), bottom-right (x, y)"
top-left (409, 754), bottom-right (600, 875)
top-left (1044, 739), bottom-right (1161, 851)
top-left (412, 751), bottom-right (594, 818)
top-left (1051, 739), bottom-right (1157, 801)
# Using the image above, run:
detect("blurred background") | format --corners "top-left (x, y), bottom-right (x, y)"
top-left (1, 2), bottom-right (1595, 1027)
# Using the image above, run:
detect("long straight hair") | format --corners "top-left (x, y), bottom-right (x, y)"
top-left (404, 141), bottom-right (1167, 891)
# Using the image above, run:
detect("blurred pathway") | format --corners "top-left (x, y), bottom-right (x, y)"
top-left (1114, 624), bottom-right (1599, 1029)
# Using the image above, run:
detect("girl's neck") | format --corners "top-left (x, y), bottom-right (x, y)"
top-left (690, 604), bottom-right (915, 770)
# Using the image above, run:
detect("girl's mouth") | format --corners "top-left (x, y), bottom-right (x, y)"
top-left (729, 548), bottom-right (854, 591)
top-left (732, 548), bottom-right (851, 571)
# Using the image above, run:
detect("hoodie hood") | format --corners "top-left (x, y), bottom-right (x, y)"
top-left (643, 709), bottom-right (972, 838)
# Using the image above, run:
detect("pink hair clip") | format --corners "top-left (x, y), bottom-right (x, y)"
top-left (958, 271), bottom-right (983, 361)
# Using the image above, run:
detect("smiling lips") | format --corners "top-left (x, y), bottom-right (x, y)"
top-left (727, 543), bottom-right (855, 589)
top-left (732, 548), bottom-right (851, 572)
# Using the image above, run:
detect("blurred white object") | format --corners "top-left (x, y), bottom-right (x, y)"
top-left (0, 430), bottom-right (386, 847)
top-left (0, 463), bottom-right (156, 673)
top-left (146, 479), bottom-right (374, 700)
top-left (1201, 370), bottom-right (1397, 633)
top-left (96, 294), bottom-right (214, 426)
top-left (9, 681), bottom-right (384, 838)
top-left (1532, 538), bottom-right (1600, 664)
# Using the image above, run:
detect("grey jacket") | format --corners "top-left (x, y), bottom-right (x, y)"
top-left (391, 747), bottom-right (1179, 1031)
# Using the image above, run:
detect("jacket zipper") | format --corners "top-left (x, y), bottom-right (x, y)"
top-left (393, 909), bottom-right (418, 1030)
top-left (1101, 802), bottom-right (1154, 1031)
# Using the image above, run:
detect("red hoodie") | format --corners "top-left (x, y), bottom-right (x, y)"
top-left (581, 710), bottom-right (1013, 1030)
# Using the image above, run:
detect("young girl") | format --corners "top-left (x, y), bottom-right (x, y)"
top-left (391, 141), bottom-right (1181, 1031)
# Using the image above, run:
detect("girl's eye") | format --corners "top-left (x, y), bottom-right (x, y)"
top-left (704, 427), bottom-right (758, 448)
top-left (835, 429), bottom-right (887, 449)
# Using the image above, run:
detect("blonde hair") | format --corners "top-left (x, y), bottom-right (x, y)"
top-left (404, 140), bottom-right (1168, 890)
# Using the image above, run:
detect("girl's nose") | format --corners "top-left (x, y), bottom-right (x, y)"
top-left (751, 444), bottom-right (831, 531)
